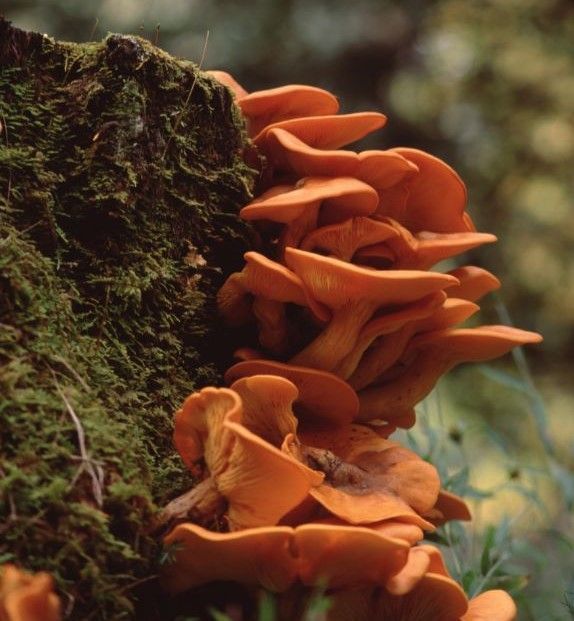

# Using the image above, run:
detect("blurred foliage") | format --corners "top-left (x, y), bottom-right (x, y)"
top-left (1, 0), bottom-right (573, 618)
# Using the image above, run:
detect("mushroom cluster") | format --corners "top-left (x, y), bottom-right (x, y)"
top-left (159, 377), bottom-right (513, 620)
top-left (213, 77), bottom-right (541, 429)
top-left (157, 72), bottom-right (542, 619)
top-left (0, 565), bottom-right (61, 621)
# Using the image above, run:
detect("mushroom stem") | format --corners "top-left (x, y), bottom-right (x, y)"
top-left (252, 297), bottom-right (289, 354)
top-left (290, 300), bottom-right (375, 372)
top-left (154, 477), bottom-right (226, 535)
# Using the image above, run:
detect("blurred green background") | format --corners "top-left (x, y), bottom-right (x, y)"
top-left (2, 0), bottom-right (573, 618)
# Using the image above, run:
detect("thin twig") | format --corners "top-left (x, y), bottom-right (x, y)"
top-left (88, 17), bottom-right (100, 42)
top-left (50, 368), bottom-right (104, 507)
top-left (52, 355), bottom-right (91, 392)
top-left (161, 30), bottom-right (210, 159)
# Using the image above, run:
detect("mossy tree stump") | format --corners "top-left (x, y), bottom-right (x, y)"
top-left (0, 18), bottom-right (256, 619)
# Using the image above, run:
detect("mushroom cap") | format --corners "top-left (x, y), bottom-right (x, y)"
top-left (385, 547), bottom-right (431, 596)
top-left (461, 590), bottom-right (517, 621)
top-left (264, 128), bottom-right (360, 177)
top-left (432, 490), bottom-right (472, 523)
top-left (385, 147), bottom-right (471, 233)
top-left (300, 216), bottom-right (398, 262)
top-left (173, 381), bottom-right (323, 530)
top-left (174, 387), bottom-right (241, 470)
top-left (414, 231), bottom-right (497, 266)
top-left (1, 565), bottom-right (62, 621)
top-left (412, 297), bottom-right (480, 334)
top-left (326, 556), bottom-right (469, 621)
top-left (288, 425), bottom-right (439, 528)
top-left (334, 291), bottom-right (447, 381)
top-left (229, 375), bottom-right (299, 446)
top-left (217, 251), bottom-right (328, 323)
top-left (446, 266), bottom-right (501, 301)
top-left (222, 417), bottom-right (322, 529)
top-left (357, 325), bottom-right (542, 424)
top-left (206, 70), bottom-right (248, 99)
top-left (253, 112), bottom-right (386, 150)
top-left (239, 85), bottom-right (339, 136)
top-left (162, 524), bottom-right (297, 594)
top-left (294, 523), bottom-right (409, 589)
top-left (410, 325), bottom-right (543, 359)
top-left (357, 149), bottom-right (419, 190)
top-left (225, 360), bottom-right (358, 425)
top-left (356, 229), bottom-right (497, 270)
top-left (262, 129), bottom-right (420, 189)
top-left (162, 522), bottom-right (410, 595)
top-left (240, 177), bottom-right (378, 224)
top-left (284, 247), bottom-right (459, 310)
top-left (310, 516), bottom-right (424, 546)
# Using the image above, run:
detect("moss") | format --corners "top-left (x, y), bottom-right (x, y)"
top-left (0, 18), bottom-right (256, 619)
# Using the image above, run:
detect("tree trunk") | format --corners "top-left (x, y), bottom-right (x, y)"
top-left (0, 17), bottom-right (255, 620)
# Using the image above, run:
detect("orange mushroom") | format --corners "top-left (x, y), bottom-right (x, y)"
top-left (206, 70), bottom-right (249, 99)
top-left (333, 291), bottom-right (449, 381)
top-left (357, 326), bottom-right (543, 424)
top-left (429, 489), bottom-right (473, 524)
top-left (168, 379), bottom-right (322, 531)
top-left (347, 296), bottom-right (479, 390)
top-left (217, 251), bottom-right (327, 353)
top-left (161, 522), bottom-right (411, 595)
top-left (240, 177), bottom-right (379, 253)
top-left (325, 545), bottom-right (516, 621)
top-left (238, 85), bottom-right (339, 137)
top-left (377, 147), bottom-right (473, 234)
top-left (168, 373), bottom-right (446, 531)
top-left (283, 247), bottom-right (458, 371)
top-left (447, 266), bottom-right (501, 301)
top-left (253, 112), bottom-right (386, 150)
top-left (0, 565), bottom-right (61, 621)
top-left (461, 590), bottom-right (517, 620)
top-left (352, 218), bottom-right (497, 271)
top-left (225, 359), bottom-right (358, 426)
top-left (285, 424), bottom-right (440, 528)
top-left (262, 128), bottom-right (416, 186)
top-left (299, 216), bottom-right (398, 262)
top-left (161, 524), bottom-right (297, 594)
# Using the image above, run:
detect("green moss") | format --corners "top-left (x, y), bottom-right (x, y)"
top-left (0, 19), bottom-right (256, 619)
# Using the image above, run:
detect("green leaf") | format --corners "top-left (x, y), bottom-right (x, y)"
top-left (480, 525), bottom-right (497, 575)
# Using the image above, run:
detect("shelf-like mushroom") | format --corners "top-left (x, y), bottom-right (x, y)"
top-left (284, 248), bottom-right (458, 371)
top-left (285, 424), bottom-right (440, 528)
top-left (217, 251), bottom-right (328, 353)
top-left (162, 522), bottom-right (412, 595)
top-left (262, 128), bottom-right (419, 190)
top-left (358, 326), bottom-right (543, 424)
top-left (206, 70), bottom-right (248, 99)
top-left (238, 85), bottom-right (339, 137)
top-left (299, 216), bottom-right (398, 262)
top-left (225, 360), bottom-right (358, 426)
top-left (348, 297), bottom-right (479, 390)
top-left (354, 219), bottom-right (497, 270)
top-left (378, 147), bottom-right (473, 234)
top-left (253, 112), bottom-right (386, 150)
top-left (240, 177), bottom-right (379, 252)
top-left (326, 545), bottom-right (516, 620)
top-left (446, 266), bottom-right (502, 301)
top-left (168, 380), bottom-right (322, 531)
top-left (0, 565), bottom-right (61, 621)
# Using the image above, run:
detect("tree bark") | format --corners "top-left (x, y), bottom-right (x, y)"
top-left (0, 17), bottom-right (255, 620)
